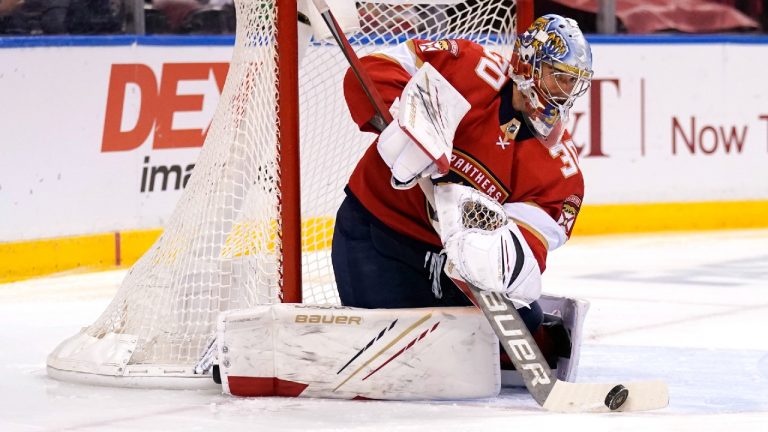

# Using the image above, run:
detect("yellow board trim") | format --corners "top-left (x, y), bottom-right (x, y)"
top-left (0, 233), bottom-right (116, 284)
top-left (121, 229), bottom-right (163, 264)
top-left (573, 200), bottom-right (768, 235)
top-left (1, 201), bottom-right (766, 283)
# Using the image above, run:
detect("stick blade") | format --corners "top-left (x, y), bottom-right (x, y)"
top-left (543, 380), bottom-right (669, 413)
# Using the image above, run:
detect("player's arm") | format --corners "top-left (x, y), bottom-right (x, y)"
top-left (502, 199), bottom-right (577, 274)
top-left (344, 40), bottom-right (471, 188)
top-left (343, 53), bottom-right (410, 133)
top-left (441, 201), bottom-right (573, 306)
top-left (433, 162), bottom-right (584, 308)
top-left (432, 182), bottom-right (588, 386)
top-left (504, 134), bottom-right (586, 273)
top-left (342, 39), bottom-right (434, 132)
top-left (344, 39), bottom-right (495, 130)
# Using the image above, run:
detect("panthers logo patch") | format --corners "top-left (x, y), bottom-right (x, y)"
top-left (418, 39), bottom-right (459, 57)
top-left (557, 195), bottom-right (582, 237)
top-left (543, 30), bottom-right (568, 60)
top-left (515, 16), bottom-right (569, 62)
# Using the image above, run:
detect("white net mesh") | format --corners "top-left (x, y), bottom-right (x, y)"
top-left (47, 0), bottom-right (516, 386)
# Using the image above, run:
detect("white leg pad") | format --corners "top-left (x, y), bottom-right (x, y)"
top-left (500, 293), bottom-right (590, 387)
top-left (539, 293), bottom-right (590, 382)
top-left (218, 304), bottom-right (500, 400)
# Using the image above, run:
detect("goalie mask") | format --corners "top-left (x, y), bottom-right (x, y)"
top-left (510, 14), bottom-right (593, 148)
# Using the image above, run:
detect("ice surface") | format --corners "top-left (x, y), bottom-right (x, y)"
top-left (1, 230), bottom-right (767, 431)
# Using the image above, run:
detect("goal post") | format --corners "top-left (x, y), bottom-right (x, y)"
top-left (277, 0), bottom-right (302, 304)
top-left (47, 0), bottom-right (519, 389)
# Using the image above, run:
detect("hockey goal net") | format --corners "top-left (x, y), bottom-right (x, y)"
top-left (47, 0), bottom-right (520, 388)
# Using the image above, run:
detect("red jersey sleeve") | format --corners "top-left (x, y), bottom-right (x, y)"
top-left (342, 55), bottom-right (410, 133)
top-left (343, 39), bottom-right (501, 133)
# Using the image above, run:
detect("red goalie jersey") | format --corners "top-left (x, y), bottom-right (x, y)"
top-left (344, 39), bottom-right (584, 272)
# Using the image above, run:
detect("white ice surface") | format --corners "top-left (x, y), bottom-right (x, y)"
top-left (1, 229), bottom-right (767, 431)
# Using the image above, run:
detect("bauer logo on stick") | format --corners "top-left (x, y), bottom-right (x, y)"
top-left (477, 290), bottom-right (551, 386)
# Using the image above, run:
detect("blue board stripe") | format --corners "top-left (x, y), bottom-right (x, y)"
top-left (1, 33), bottom-right (767, 49)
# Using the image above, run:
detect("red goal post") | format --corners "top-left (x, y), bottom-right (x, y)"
top-left (47, 0), bottom-right (522, 389)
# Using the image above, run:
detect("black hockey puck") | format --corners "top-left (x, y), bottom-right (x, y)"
top-left (604, 384), bottom-right (629, 411)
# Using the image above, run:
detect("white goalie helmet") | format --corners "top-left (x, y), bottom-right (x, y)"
top-left (510, 14), bottom-right (594, 148)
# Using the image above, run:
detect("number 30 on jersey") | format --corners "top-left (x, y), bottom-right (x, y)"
top-left (474, 48), bottom-right (581, 179)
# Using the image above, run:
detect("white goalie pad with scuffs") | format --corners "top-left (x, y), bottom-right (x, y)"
top-left (217, 304), bottom-right (500, 400)
top-left (538, 293), bottom-right (590, 382)
top-left (499, 294), bottom-right (590, 387)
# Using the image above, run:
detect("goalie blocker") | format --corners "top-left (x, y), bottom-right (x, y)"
top-left (203, 297), bottom-right (587, 399)
top-left (377, 62), bottom-right (471, 189)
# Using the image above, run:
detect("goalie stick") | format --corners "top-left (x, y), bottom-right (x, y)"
top-left (311, 0), bottom-right (392, 133)
top-left (460, 282), bottom-right (668, 412)
top-left (310, 0), bottom-right (668, 412)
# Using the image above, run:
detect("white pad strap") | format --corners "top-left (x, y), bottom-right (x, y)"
top-left (217, 304), bottom-right (500, 400)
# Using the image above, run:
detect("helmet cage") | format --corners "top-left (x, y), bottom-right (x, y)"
top-left (510, 15), bottom-right (593, 148)
top-left (534, 58), bottom-right (592, 110)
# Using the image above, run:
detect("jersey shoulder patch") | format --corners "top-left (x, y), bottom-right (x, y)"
top-left (557, 194), bottom-right (582, 238)
top-left (416, 39), bottom-right (460, 57)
